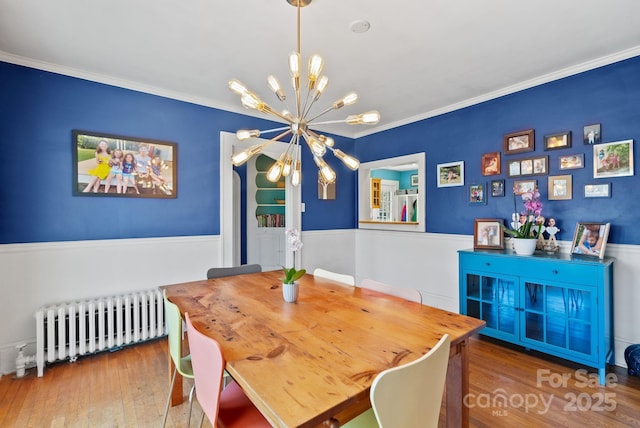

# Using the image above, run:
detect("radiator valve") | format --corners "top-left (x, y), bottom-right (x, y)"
top-left (15, 344), bottom-right (36, 378)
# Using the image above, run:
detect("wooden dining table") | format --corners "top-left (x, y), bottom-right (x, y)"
top-left (161, 271), bottom-right (485, 427)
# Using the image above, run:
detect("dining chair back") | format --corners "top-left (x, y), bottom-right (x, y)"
top-left (343, 334), bottom-right (450, 428)
top-left (161, 290), bottom-right (195, 427)
top-left (184, 312), bottom-right (271, 428)
top-left (360, 278), bottom-right (422, 304)
top-left (313, 268), bottom-right (355, 286)
top-left (206, 263), bottom-right (262, 279)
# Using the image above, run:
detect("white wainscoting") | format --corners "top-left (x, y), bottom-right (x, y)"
top-left (0, 235), bottom-right (221, 375)
top-left (1, 231), bottom-right (638, 374)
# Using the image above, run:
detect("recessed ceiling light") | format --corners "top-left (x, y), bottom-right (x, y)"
top-left (350, 20), bottom-right (371, 34)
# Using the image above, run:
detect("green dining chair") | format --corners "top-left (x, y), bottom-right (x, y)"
top-left (343, 334), bottom-right (450, 428)
top-left (161, 290), bottom-right (195, 427)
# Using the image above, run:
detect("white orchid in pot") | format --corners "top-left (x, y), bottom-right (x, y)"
top-left (282, 228), bottom-right (305, 302)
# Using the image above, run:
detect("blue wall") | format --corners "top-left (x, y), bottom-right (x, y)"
top-left (2, 55), bottom-right (639, 244)
top-left (356, 56), bottom-right (640, 245)
top-left (0, 62), bottom-right (356, 243)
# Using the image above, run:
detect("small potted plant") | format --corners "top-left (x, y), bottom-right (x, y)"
top-left (282, 228), bottom-right (305, 302)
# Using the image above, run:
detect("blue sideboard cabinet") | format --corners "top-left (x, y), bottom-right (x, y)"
top-left (458, 249), bottom-right (614, 385)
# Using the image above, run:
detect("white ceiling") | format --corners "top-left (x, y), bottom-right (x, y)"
top-left (1, 0), bottom-right (640, 138)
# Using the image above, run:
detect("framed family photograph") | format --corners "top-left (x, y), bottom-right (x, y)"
top-left (437, 161), bottom-right (464, 187)
top-left (73, 130), bottom-right (177, 198)
top-left (583, 124), bottom-right (601, 145)
top-left (503, 129), bottom-right (535, 155)
top-left (507, 155), bottom-right (548, 177)
top-left (513, 179), bottom-right (536, 195)
top-left (571, 222), bottom-right (610, 259)
top-left (593, 139), bottom-right (634, 178)
top-left (410, 174), bottom-right (419, 186)
top-left (481, 152), bottom-right (501, 176)
top-left (473, 218), bottom-right (504, 250)
top-left (469, 183), bottom-right (487, 205)
top-left (559, 154), bottom-right (584, 170)
top-left (584, 183), bottom-right (611, 198)
top-left (548, 175), bottom-right (572, 200)
top-left (491, 179), bottom-right (505, 197)
top-left (544, 131), bottom-right (571, 150)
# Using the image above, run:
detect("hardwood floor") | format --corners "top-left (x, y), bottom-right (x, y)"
top-left (0, 336), bottom-right (638, 427)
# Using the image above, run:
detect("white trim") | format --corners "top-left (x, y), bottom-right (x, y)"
top-left (4, 45), bottom-right (640, 140)
top-left (353, 45), bottom-right (640, 138)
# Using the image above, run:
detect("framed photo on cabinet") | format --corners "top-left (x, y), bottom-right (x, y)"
top-left (571, 222), bottom-right (610, 259)
top-left (473, 218), bottom-right (504, 250)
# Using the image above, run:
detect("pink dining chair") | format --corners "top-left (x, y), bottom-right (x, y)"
top-left (184, 312), bottom-right (271, 428)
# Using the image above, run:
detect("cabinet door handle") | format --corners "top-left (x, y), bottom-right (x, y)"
top-left (485, 262), bottom-right (491, 266)
top-left (552, 270), bottom-right (559, 274)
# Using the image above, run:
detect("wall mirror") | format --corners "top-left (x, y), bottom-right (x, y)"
top-left (358, 153), bottom-right (425, 232)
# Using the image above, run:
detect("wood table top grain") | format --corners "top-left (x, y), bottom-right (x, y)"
top-left (162, 271), bottom-right (485, 427)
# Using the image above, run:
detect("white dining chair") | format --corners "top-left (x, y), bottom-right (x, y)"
top-left (313, 268), bottom-right (355, 286)
top-left (343, 334), bottom-right (450, 428)
top-left (360, 278), bottom-right (422, 304)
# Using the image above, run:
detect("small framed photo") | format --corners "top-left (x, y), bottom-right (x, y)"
top-left (513, 179), bottom-right (537, 195)
top-left (437, 161), bottom-right (464, 187)
top-left (469, 183), bottom-right (487, 205)
top-left (507, 155), bottom-right (548, 177)
top-left (410, 174), bottom-right (419, 186)
top-left (481, 152), bottom-right (501, 176)
top-left (571, 222), bottom-right (610, 259)
top-left (473, 218), bottom-right (504, 250)
top-left (593, 139), bottom-right (634, 178)
top-left (584, 183), bottom-right (611, 198)
top-left (548, 175), bottom-right (572, 200)
top-left (544, 131), bottom-right (571, 150)
top-left (491, 179), bottom-right (505, 197)
top-left (503, 129), bottom-right (535, 155)
top-left (559, 154), bottom-right (584, 170)
top-left (583, 124), bottom-right (601, 145)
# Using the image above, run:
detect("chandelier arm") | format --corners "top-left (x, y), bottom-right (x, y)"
top-left (307, 118), bottom-right (347, 126)
top-left (257, 126), bottom-right (292, 135)
top-left (305, 105), bottom-right (335, 124)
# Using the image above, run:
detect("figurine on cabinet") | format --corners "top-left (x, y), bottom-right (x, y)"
top-left (535, 216), bottom-right (546, 249)
top-left (544, 217), bottom-right (560, 253)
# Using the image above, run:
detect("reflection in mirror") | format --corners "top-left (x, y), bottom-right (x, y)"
top-left (358, 153), bottom-right (425, 232)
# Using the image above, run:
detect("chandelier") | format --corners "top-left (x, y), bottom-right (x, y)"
top-left (229, 0), bottom-right (380, 186)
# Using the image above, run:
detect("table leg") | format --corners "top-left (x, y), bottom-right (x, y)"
top-left (169, 342), bottom-right (183, 406)
top-left (445, 338), bottom-right (469, 427)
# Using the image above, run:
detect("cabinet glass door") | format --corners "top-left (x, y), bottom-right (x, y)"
top-left (465, 273), bottom-right (517, 340)
top-left (522, 281), bottom-right (593, 356)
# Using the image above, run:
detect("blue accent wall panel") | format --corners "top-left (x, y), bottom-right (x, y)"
top-left (356, 56), bottom-right (640, 245)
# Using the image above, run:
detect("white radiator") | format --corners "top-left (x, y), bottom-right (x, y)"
top-left (34, 288), bottom-right (166, 377)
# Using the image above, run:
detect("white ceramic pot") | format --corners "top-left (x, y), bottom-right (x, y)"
top-left (282, 282), bottom-right (299, 303)
top-left (512, 238), bottom-right (537, 256)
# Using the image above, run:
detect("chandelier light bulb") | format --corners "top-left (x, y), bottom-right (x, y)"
top-left (289, 52), bottom-right (301, 90)
top-left (333, 149), bottom-right (360, 170)
top-left (313, 156), bottom-right (336, 184)
top-left (232, 144), bottom-right (264, 166)
top-left (228, 79), bottom-right (250, 95)
top-left (282, 157), bottom-right (293, 176)
top-left (313, 75), bottom-right (329, 100)
top-left (346, 110), bottom-right (381, 125)
top-left (267, 75), bottom-right (286, 101)
top-left (267, 160), bottom-right (284, 182)
top-left (333, 92), bottom-right (358, 109)
top-left (307, 54), bottom-right (324, 88)
top-left (236, 129), bottom-right (261, 140)
top-left (305, 135), bottom-right (326, 157)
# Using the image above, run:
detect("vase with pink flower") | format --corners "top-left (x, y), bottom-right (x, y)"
top-left (503, 187), bottom-right (544, 255)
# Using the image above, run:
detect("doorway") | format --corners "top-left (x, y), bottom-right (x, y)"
top-left (220, 131), bottom-right (301, 269)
